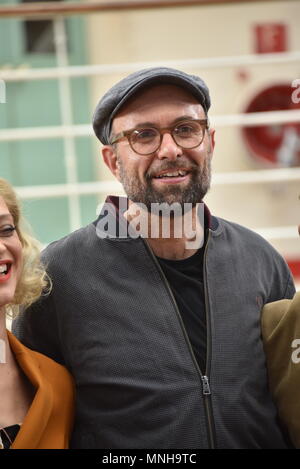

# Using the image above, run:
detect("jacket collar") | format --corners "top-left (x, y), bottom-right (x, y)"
top-left (7, 331), bottom-right (53, 449)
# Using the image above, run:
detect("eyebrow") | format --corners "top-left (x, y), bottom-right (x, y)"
top-left (0, 214), bottom-right (13, 222)
top-left (134, 116), bottom-right (202, 129)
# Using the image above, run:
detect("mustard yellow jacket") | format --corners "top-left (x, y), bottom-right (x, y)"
top-left (7, 331), bottom-right (75, 449)
top-left (262, 292), bottom-right (300, 448)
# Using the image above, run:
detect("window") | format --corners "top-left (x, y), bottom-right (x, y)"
top-left (22, 0), bottom-right (63, 53)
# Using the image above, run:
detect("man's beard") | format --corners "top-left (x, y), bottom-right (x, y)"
top-left (117, 156), bottom-right (212, 211)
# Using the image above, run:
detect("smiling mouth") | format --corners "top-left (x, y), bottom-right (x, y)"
top-left (153, 169), bottom-right (190, 180)
top-left (0, 263), bottom-right (12, 277)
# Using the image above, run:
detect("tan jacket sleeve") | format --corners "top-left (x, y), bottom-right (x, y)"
top-left (262, 293), bottom-right (300, 448)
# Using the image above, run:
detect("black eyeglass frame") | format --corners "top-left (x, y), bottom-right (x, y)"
top-left (110, 118), bottom-right (209, 155)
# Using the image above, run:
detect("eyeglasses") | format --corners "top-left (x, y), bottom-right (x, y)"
top-left (110, 119), bottom-right (209, 156)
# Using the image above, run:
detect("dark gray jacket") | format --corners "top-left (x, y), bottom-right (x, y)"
top-left (13, 196), bottom-right (295, 449)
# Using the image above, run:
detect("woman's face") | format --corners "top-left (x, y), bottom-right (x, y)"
top-left (0, 196), bottom-right (23, 310)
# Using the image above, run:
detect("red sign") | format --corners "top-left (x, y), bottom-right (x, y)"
top-left (287, 260), bottom-right (300, 280)
top-left (255, 24), bottom-right (287, 53)
top-left (242, 84), bottom-right (300, 167)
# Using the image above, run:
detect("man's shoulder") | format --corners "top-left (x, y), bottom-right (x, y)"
top-left (42, 222), bottom-right (97, 263)
top-left (214, 217), bottom-right (295, 297)
top-left (215, 216), bottom-right (279, 252)
top-left (9, 330), bottom-right (73, 382)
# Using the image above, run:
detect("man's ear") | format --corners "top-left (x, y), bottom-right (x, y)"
top-left (209, 128), bottom-right (216, 152)
top-left (102, 145), bottom-right (121, 181)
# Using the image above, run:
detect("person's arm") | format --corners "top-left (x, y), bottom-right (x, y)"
top-left (12, 248), bottom-right (65, 365)
top-left (284, 272), bottom-right (296, 300)
top-left (262, 293), bottom-right (300, 448)
top-left (261, 224), bottom-right (300, 448)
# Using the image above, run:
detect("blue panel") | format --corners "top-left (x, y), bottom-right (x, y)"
top-left (22, 197), bottom-right (70, 245)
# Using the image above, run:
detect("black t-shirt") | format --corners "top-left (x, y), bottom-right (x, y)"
top-left (0, 424), bottom-right (21, 449)
top-left (156, 242), bottom-right (207, 373)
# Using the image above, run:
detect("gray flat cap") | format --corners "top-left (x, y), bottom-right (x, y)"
top-left (92, 67), bottom-right (211, 145)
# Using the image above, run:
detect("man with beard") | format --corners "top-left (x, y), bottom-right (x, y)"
top-left (13, 68), bottom-right (295, 449)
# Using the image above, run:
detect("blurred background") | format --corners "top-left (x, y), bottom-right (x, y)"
top-left (0, 0), bottom-right (299, 285)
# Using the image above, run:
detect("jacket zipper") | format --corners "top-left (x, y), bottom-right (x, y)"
top-left (142, 231), bottom-right (216, 448)
top-left (202, 229), bottom-right (217, 448)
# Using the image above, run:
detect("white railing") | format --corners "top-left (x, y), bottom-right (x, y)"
top-left (0, 110), bottom-right (299, 142)
top-left (13, 175), bottom-right (300, 242)
top-left (13, 167), bottom-right (300, 202)
top-left (1, 51), bottom-right (300, 82)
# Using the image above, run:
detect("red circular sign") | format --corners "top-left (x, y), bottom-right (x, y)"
top-left (242, 83), bottom-right (300, 167)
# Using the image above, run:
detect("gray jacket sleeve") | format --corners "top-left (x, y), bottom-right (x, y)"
top-left (283, 273), bottom-right (296, 300)
top-left (12, 253), bottom-right (65, 366)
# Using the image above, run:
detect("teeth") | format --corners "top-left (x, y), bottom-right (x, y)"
top-left (0, 264), bottom-right (7, 274)
top-left (157, 170), bottom-right (187, 178)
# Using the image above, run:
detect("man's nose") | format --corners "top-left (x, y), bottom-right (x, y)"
top-left (156, 132), bottom-right (183, 160)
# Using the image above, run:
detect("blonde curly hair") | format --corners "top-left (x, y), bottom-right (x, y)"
top-left (0, 178), bottom-right (51, 317)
